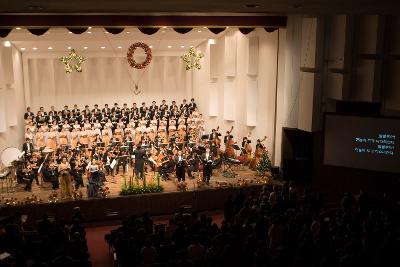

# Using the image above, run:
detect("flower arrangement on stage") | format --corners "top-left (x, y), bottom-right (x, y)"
top-left (177, 181), bottom-right (187, 191)
top-left (60, 48), bottom-right (85, 73)
top-left (1, 197), bottom-right (20, 206)
top-left (72, 189), bottom-right (84, 200)
top-left (48, 191), bottom-right (59, 203)
top-left (120, 183), bottom-right (164, 196)
top-left (127, 42), bottom-right (152, 69)
top-left (23, 195), bottom-right (43, 205)
top-left (99, 186), bottom-right (110, 198)
top-left (215, 181), bottom-right (229, 188)
top-left (181, 47), bottom-right (204, 70)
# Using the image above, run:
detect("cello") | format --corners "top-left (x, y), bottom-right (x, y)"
top-left (249, 136), bottom-right (267, 170)
top-left (224, 126), bottom-right (235, 158)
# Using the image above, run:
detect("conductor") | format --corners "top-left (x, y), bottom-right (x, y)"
top-left (174, 150), bottom-right (186, 182)
top-left (202, 147), bottom-right (214, 185)
top-left (133, 142), bottom-right (147, 185)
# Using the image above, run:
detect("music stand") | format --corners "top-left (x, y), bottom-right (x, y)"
top-left (201, 134), bottom-right (209, 140)
top-left (96, 142), bottom-right (105, 148)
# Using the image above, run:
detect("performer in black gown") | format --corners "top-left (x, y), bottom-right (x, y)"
top-left (202, 147), bottom-right (214, 185)
top-left (133, 142), bottom-right (147, 184)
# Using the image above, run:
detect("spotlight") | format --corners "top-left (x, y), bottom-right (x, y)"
top-left (33, 47), bottom-right (38, 50)
top-left (67, 46), bottom-right (72, 49)
top-left (149, 45), bottom-right (153, 48)
top-left (87, 31), bottom-right (92, 34)
top-left (167, 46), bottom-right (172, 48)
top-left (21, 47), bottom-right (26, 51)
top-left (15, 27), bottom-right (21, 30)
top-left (197, 30), bottom-right (202, 33)
top-left (48, 46), bottom-right (53, 50)
top-left (83, 46), bottom-right (88, 49)
top-left (100, 46), bottom-right (106, 49)
top-left (3, 41), bottom-right (11, 47)
top-left (117, 46), bottom-right (122, 49)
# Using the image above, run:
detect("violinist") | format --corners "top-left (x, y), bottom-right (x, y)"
top-left (71, 157), bottom-right (85, 190)
top-left (43, 160), bottom-right (59, 190)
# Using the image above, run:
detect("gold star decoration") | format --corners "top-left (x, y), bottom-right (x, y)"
top-left (60, 49), bottom-right (85, 73)
top-left (181, 47), bottom-right (204, 70)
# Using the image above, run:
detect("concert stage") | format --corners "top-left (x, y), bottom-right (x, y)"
top-left (0, 168), bottom-right (279, 223)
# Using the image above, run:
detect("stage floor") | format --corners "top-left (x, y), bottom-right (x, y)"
top-left (0, 166), bottom-right (270, 205)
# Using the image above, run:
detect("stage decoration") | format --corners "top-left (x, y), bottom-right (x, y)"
top-left (127, 42), bottom-right (152, 69)
top-left (256, 150), bottom-right (272, 176)
top-left (1, 197), bottom-right (19, 206)
top-left (60, 49), bottom-right (86, 73)
top-left (99, 186), bottom-right (110, 198)
top-left (177, 181), bottom-right (187, 191)
top-left (72, 189), bottom-right (84, 200)
top-left (120, 183), bottom-right (164, 196)
top-left (181, 47), bottom-right (204, 70)
top-left (48, 191), bottom-right (59, 203)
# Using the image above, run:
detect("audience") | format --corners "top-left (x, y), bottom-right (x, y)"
top-left (0, 208), bottom-right (91, 267)
top-left (105, 183), bottom-right (400, 267)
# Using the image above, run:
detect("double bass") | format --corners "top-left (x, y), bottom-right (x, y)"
top-left (224, 126), bottom-right (235, 158)
top-left (250, 136), bottom-right (267, 170)
top-left (243, 132), bottom-right (253, 166)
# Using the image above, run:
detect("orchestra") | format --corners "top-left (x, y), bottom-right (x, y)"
top-left (16, 99), bottom-right (268, 198)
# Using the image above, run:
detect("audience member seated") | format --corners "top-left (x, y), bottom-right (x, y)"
top-left (105, 183), bottom-right (400, 267)
top-left (0, 208), bottom-right (91, 267)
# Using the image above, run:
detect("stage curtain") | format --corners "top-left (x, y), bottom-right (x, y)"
top-left (26, 55), bottom-right (189, 110)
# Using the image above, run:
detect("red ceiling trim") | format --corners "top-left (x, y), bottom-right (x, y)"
top-left (0, 15), bottom-right (287, 27)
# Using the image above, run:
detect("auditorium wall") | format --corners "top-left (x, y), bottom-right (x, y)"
top-left (191, 28), bottom-right (287, 166)
top-left (22, 51), bottom-right (191, 111)
top-left (0, 46), bottom-right (25, 153)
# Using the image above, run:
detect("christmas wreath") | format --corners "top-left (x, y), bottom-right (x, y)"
top-left (127, 42), bottom-right (152, 69)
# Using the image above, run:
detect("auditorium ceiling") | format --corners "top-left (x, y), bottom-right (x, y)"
top-left (6, 27), bottom-right (227, 52)
top-left (0, 0), bottom-right (398, 14)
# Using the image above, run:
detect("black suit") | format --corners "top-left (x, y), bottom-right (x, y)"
top-left (133, 148), bottom-right (146, 181)
top-left (22, 142), bottom-right (34, 154)
top-left (202, 153), bottom-right (213, 184)
top-left (174, 155), bottom-right (186, 182)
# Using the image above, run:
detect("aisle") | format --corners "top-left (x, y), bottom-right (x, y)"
top-left (86, 225), bottom-right (115, 267)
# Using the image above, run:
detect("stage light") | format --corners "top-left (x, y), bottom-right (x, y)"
top-left (67, 46), bottom-right (72, 49)
top-left (167, 45), bottom-right (172, 48)
top-left (32, 47), bottom-right (38, 50)
top-left (208, 39), bottom-right (216, 45)
top-left (15, 27), bottom-right (21, 30)
top-left (21, 47), bottom-right (26, 51)
top-left (149, 45), bottom-right (153, 48)
top-left (87, 31), bottom-right (92, 34)
top-left (88, 26), bottom-right (92, 29)
top-left (117, 46), bottom-right (122, 49)
top-left (48, 46), bottom-right (53, 50)
top-left (126, 31), bottom-right (130, 34)
top-left (100, 46), bottom-right (106, 49)
top-left (190, 45), bottom-right (194, 48)
top-left (3, 41), bottom-right (11, 47)
top-left (197, 30), bottom-right (202, 33)
top-left (83, 46), bottom-right (88, 49)
top-left (162, 26), bottom-right (167, 29)
top-left (180, 45), bottom-right (185, 48)
top-left (68, 31), bottom-right (72, 34)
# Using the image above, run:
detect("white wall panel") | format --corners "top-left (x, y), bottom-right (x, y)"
top-left (223, 78), bottom-right (236, 121)
top-left (6, 86), bottom-right (17, 126)
top-left (209, 81), bottom-right (219, 117)
top-left (209, 44), bottom-right (219, 79)
top-left (0, 88), bottom-right (7, 133)
top-left (246, 79), bottom-right (257, 126)
top-left (247, 36), bottom-right (259, 76)
top-left (224, 32), bottom-right (237, 77)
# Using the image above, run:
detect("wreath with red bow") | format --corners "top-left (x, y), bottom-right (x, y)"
top-left (127, 42), bottom-right (152, 69)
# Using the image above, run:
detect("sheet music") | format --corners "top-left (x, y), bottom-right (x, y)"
top-left (110, 159), bottom-right (117, 169)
